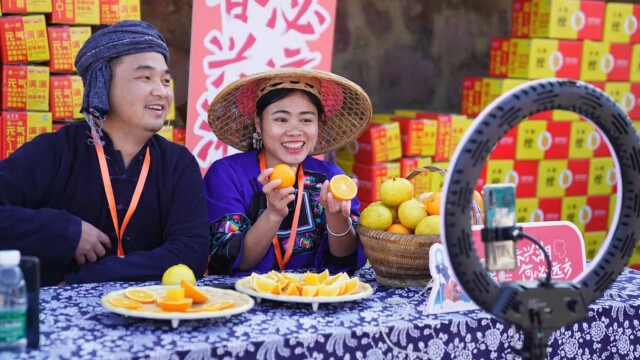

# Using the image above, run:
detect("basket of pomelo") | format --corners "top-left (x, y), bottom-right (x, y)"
top-left (356, 166), bottom-right (483, 287)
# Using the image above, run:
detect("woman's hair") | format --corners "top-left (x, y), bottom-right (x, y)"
top-left (256, 88), bottom-right (324, 120)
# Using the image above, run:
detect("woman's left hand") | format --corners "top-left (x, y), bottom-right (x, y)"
top-left (320, 180), bottom-right (351, 217)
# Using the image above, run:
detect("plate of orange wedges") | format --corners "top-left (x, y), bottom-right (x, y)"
top-left (101, 280), bottom-right (255, 328)
top-left (234, 270), bottom-right (373, 311)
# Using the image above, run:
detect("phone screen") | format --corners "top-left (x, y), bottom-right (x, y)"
top-left (483, 184), bottom-right (518, 271)
top-left (19, 256), bottom-right (40, 348)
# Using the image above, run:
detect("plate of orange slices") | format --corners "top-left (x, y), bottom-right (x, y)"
top-left (101, 280), bottom-right (254, 328)
top-left (234, 270), bottom-right (373, 311)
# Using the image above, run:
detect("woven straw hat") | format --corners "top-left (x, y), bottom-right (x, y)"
top-left (207, 68), bottom-right (373, 155)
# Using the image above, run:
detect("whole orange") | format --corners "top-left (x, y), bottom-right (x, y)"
top-left (271, 164), bottom-right (296, 189)
top-left (424, 192), bottom-right (442, 215)
top-left (386, 223), bottom-right (412, 234)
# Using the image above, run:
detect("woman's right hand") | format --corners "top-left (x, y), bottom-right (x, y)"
top-left (258, 167), bottom-right (296, 220)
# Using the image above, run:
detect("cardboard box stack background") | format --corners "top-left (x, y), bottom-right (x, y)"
top-left (334, 0), bottom-right (640, 268)
top-left (467, 0), bottom-right (640, 265)
top-left (0, 0), bottom-right (185, 159)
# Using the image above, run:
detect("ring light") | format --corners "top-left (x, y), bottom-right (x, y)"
top-left (440, 79), bottom-right (640, 359)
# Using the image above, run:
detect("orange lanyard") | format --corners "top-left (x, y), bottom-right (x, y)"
top-left (92, 131), bottom-right (150, 257)
top-left (259, 151), bottom-right (304, 270)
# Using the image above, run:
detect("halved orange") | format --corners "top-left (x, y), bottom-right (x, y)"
top-left (109, 297), bottom-right (143, 310)
top-left (156, 296), bottom-right (193, 312)
top-left (180, 280), bottom-right (209, 304)
top-left (329, 174), bottom-right (357, 201)
top-left (202, 300), bottom-right (235, 311)
top-left (124, 288), bottom-right (157, 303)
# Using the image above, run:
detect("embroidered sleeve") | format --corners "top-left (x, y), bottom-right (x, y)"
top-left (208, 213), bottom-right (251, 274)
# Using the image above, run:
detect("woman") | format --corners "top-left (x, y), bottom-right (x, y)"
top-left (204, 69), bottom-right (372, 275)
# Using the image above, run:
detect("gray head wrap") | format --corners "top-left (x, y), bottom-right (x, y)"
top-left (75, 20), bottom-right (170, 128)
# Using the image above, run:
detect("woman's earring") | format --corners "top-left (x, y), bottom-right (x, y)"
top-left (252, 131), bottom-right (263, 150)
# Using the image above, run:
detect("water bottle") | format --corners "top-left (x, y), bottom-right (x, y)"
top-left (0, 250), bottom-right (27, 355)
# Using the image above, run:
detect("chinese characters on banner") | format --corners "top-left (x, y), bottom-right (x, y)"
top-left (186, 0), bottom-right (338, 171)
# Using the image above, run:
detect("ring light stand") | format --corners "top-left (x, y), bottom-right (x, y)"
top-left (441, 79), bottom-right (640, 359)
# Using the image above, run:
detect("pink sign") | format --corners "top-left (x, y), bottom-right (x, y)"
top-left (471, 221), bottom-right (587, 282)
top-left (186, 0), bottom-right (338, 171)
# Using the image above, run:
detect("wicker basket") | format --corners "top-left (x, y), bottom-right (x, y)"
top-left (357, 166), bottom-right (483, 288)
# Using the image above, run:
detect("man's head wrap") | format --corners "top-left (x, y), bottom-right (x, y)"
top-left (75, 20), bottom-right (169, 125)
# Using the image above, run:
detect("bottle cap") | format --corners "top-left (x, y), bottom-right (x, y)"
top-left (0, 250), bottom-right (21, 266)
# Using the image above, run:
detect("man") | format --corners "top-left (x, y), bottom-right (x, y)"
top-left (0, 20), bottom-right (209, 286)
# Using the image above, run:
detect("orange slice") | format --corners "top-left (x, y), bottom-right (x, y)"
top-left (285, 284), bottom-right (300, 296)
top-left (202, 300), bottom-right (235, 311)
top-left (156, 296), bottom-right (193, 312)
top-left (124, 288), bottom-right (157, 303)
top-left (317, 284), bottom-right (340, 297)
top-left (180, 280), bottom-right (209, 304)
top-left (301, 285), bottom-right (318, 297)
top-left (109, 297), bottom-right (143, 310)
top-left (329, 174), bottom-right (357, 201)
top-left (253, 275), bottom-right (278, 293)
top-left (303, 272), bottom-right (320, 286)
top-left (317, 269), bottom-right (330, 284)
top-left (339, 278), bottom-right (360, 295)
top-left (324, 273), bottom-right (349, 286)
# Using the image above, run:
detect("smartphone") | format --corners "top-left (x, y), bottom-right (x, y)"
top-left (19, 256), bottom-right (40, 348)
top-left (483, 184), bottom-right (518, 271)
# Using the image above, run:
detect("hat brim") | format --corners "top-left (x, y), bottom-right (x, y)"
top-left (207, 68), bottom-right (373, 155)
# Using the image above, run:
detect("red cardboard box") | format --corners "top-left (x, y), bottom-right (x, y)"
top-left (489, 38), bottom-right (510, 77)
top-left (0, 0), bottom-right (52, 13)
top-left (22, 14), bottom-right (49, 62)
top-left (516, 120), bottom-right (571, 160)
top-left (352, 162), bottom-right (401, 202)
top-left (538, 197), bottom-right (563, 222)
top-left (461, 77), bottom-right (483, 117)
top-left (1, 64), bottom-right (50, 111)
top-left (508, 38), bottom-right (582, 79)
top-left (51, 0), bottom-right (100, 25)
top-left (490, 126), bottom-right (518, 159)
top-left (1, 111), bottom-right (52, 158)
top-left (581, 41), bottom-right (632, 81)
top-left (47, 26), bottom-right (90, 73)
top-left (399, 156), bottom-right (432, 196)
top-left (0, 16), bottom-right (27, 63)
top-left (530, 0), bottom-right (605, 41)
top-left (99, 0), bottom-right (141, 25)
top-left (50, 74), bottom-right (83, 120)
top-left (512, 0), bottom-right (532, 38)
top-left (512, 160), bottom-right (538, 198)
top-left (584, 195), bottom-right (609, 232)
top-left (603, 3), bottom-right (640, 44)
top-left (564, 159), bottom-right (590, 196)
top-left (173, 127), bottom-right (186, 146)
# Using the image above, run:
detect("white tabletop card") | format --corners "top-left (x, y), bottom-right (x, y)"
top-left (427, 243), bottom-right (478, 314)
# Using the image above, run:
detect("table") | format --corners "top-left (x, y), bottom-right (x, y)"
top-left (19, 265), bottom-right (640, 359)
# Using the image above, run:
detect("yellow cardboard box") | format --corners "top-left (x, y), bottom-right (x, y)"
top-left (587, 157), bottom-right (615, 195)
top-left (602, 3), bottom-right (640, 44)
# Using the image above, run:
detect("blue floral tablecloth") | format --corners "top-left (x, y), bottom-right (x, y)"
top-left (18, 265), bottom-right (640, 360)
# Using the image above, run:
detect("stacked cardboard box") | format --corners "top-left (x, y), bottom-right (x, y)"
top-left (0, 1), bottom-right (190, 160)
top-left (462, 0), bottom-right (640, 264)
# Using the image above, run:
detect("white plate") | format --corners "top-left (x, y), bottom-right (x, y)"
top-left (101, 285), bottom-right (254, 328)
top-left (234, 274), bottom-right (373, 311)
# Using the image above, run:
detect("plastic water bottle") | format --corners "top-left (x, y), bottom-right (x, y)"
top-left (0, 250), bottom-right (27, 355)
